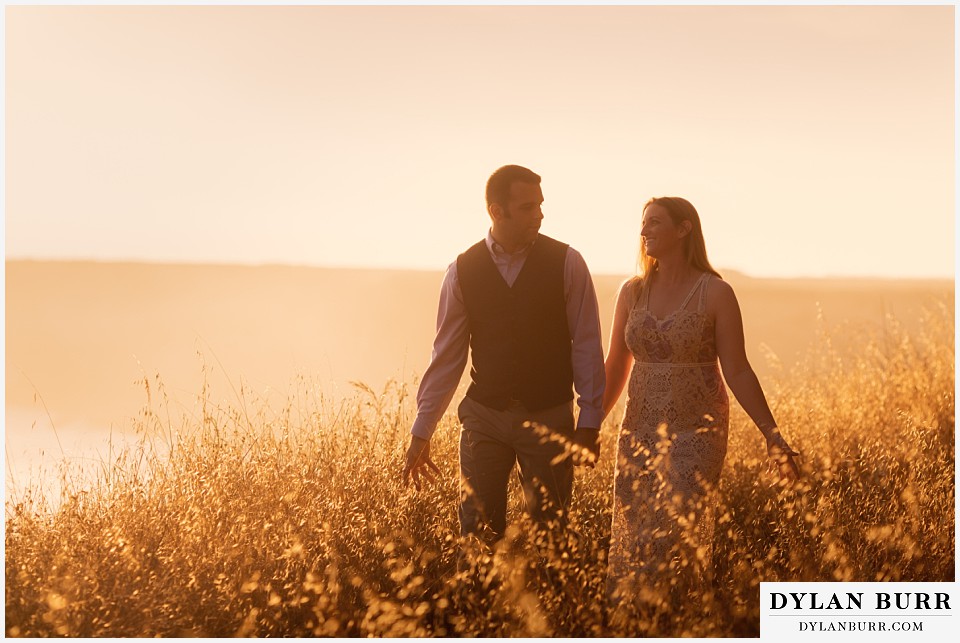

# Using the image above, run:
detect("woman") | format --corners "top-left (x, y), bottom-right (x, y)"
top-left (602, 197), bottom-right (799, 621)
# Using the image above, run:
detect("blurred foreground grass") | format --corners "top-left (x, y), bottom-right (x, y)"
top-left (5, 303), bottom-right (954, 636)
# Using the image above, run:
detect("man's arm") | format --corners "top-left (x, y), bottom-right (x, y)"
top-left (410, 262), bottom-right (470, 440)
top-left (563, 248), bottom-right (606, 462)
top-left (403, 262), bottom-right (470, 488)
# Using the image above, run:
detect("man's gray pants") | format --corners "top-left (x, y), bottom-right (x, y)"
top-left (457, 395), bottom-right (575, 545)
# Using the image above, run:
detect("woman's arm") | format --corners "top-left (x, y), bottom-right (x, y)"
top-left (602, 279), bottom-right (637, 419)
top-left (712, 279), bottom-right (800, 479)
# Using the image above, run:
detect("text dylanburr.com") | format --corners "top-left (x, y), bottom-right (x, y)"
top-left (761, 582), bottom-right (956, 640)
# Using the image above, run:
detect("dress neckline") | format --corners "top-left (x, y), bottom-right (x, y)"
top-left (641, 272), bottom-right (708, 322)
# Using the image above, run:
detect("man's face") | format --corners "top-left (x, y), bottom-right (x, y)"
top-left (494, 181), bottom-right (544, 248)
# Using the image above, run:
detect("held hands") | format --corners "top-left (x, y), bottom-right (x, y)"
top-left (571, 427), bottom-right (601, 468)
top-left (402, 436), bottom-right (442, 490)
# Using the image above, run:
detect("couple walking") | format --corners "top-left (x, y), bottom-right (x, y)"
top-left (401, 164), bottom-right (799, 616)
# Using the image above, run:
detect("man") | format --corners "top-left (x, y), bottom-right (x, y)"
top-left (402, 164), bottom-right (605, 547)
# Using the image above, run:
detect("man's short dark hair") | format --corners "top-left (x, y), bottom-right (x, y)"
top-left (485, 165), bottom-right (541, 207)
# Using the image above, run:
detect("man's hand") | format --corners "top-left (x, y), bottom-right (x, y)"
top-left (571, 427), bottom-right (600, 468)
top-left (402, 436), bottom-right (442, 490)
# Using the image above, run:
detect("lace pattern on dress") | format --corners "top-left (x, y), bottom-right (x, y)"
top-left (607, 273), bottom-right (730, 614)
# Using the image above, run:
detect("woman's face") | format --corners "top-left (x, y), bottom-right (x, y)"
top-left (640, 203), bottom-right (686, 259)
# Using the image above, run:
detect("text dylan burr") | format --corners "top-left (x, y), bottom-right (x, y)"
top-left (770, 592), bottom-right (951, 611)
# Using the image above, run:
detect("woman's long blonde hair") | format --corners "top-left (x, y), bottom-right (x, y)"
top-left (636, 196), bottom-right (722, 280)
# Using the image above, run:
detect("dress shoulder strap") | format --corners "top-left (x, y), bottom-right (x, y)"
top-left (697, 273), bottom-right (712, 313)
top-left (629, 277), bottom-right (648, 312)
top-left (678, 272), bottom-right (707, 312)
top-left (641, 276), bottom-right (653, 311)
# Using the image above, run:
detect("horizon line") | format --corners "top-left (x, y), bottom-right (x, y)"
top-left (3, 256), bottom-right (956, 283)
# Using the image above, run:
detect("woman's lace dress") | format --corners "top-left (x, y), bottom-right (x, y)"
top-left (606, 272), bottom-right (729, 613)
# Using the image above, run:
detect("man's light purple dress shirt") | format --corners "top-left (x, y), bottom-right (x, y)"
top-left (411, 231), bottom-right (606, 440)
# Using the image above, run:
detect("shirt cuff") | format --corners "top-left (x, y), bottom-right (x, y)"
top-left (411, 415), bottom-right (438, 441)
top-left (576, 408), bottom-right (604, 431)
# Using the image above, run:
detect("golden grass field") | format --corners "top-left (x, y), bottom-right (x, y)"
top-left (4, 262), bottom-right (956, 636)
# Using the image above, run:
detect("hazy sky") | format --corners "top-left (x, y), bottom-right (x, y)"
top-left (5, 4), bottom-right (955, 278)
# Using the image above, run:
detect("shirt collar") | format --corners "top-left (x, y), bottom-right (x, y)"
top-left (486, 229), bottom-right (537, 257)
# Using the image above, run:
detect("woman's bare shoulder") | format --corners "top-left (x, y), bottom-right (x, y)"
top-left (706, 273), bottom-right (734, 294)
top-left (704, 274), bottom-right (739, 311)
top-left (617, 276), bottom-right (644, 309)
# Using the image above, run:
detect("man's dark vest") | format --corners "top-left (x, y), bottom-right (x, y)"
top-left (457, 234), bottom-right (574, 411)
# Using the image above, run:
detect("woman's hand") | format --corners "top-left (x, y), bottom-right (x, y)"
top-left (767, 440), bottom-right (800, 482)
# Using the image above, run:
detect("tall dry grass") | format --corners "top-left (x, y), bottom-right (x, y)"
top-left (5, 302), bottom-right (954, 637)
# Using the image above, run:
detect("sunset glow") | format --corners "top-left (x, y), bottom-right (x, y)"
top-left (4, 6), bottom-right (956, 637)
top-left (5, 5), bottom-right (954, 278)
